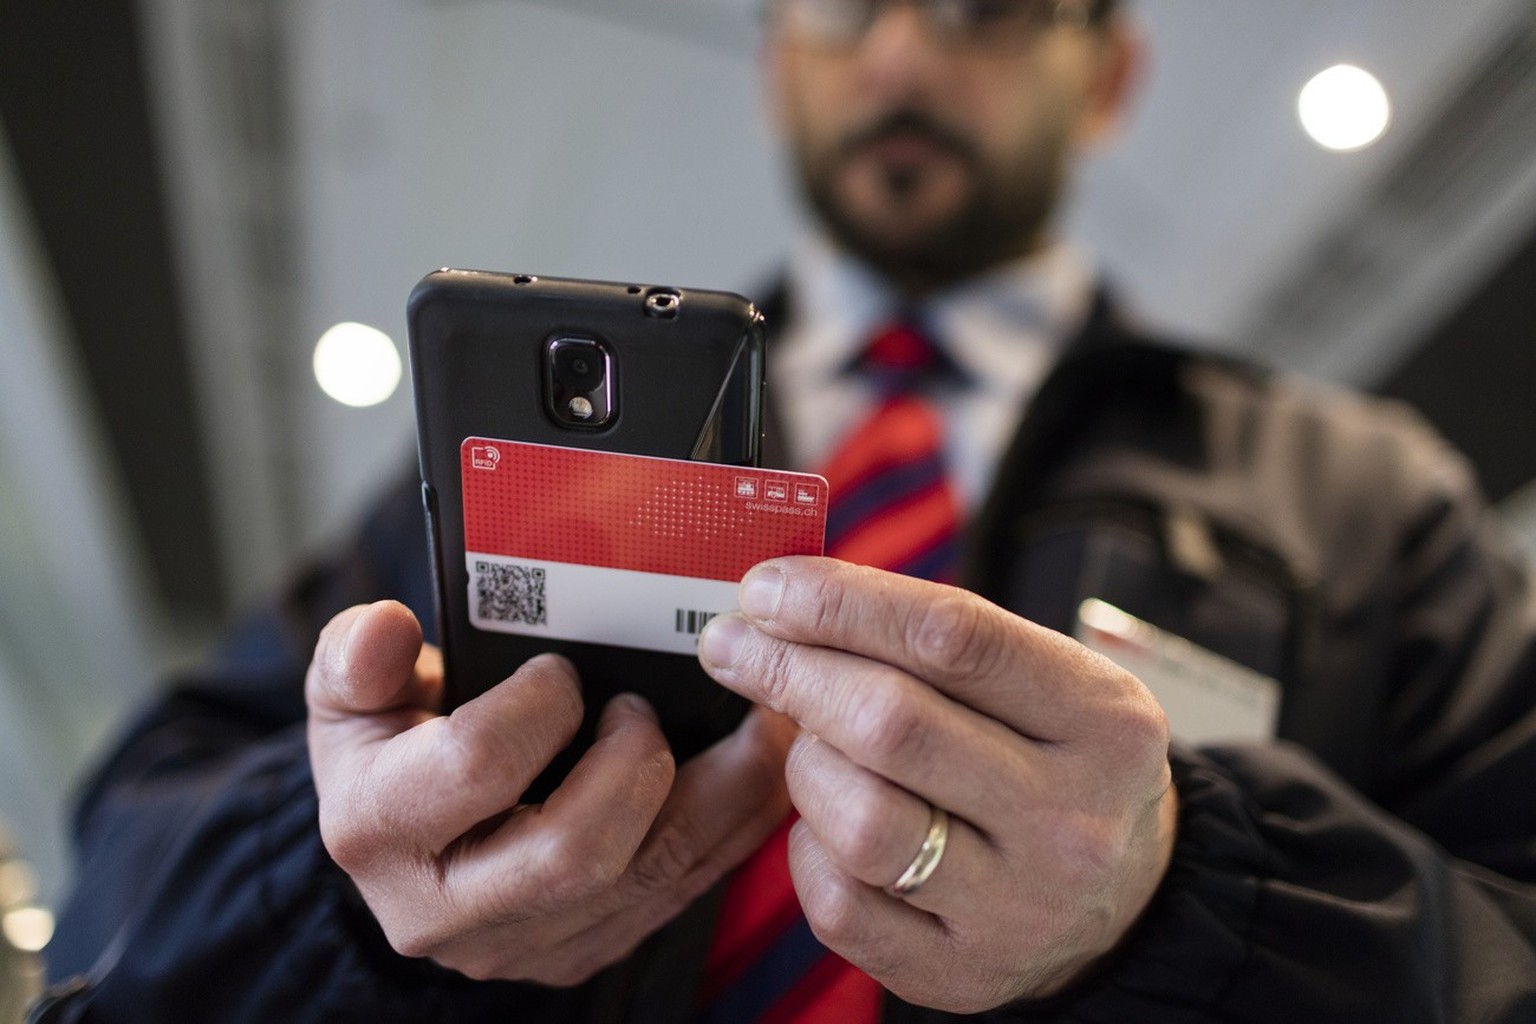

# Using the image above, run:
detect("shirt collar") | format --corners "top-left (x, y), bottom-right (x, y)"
top-left (782, 233), bottom-right (1097, 394)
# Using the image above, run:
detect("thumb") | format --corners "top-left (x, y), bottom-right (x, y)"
top-left (306, 601), bottom-right (437, 720)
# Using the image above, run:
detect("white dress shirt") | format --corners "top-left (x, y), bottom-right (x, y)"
top-left (772, 233), bottom-right (1097, 512)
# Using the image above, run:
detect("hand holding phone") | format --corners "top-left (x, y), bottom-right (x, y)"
top-left (306, 599), bottom-right (797, 986)
top-left (409, 270), bottom-right (817, 800)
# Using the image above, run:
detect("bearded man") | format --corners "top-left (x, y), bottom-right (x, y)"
top-left (43, 2), bottom-right (1536, 1021)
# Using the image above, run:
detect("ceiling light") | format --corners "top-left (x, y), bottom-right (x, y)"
top-left (3, 906), bottom-right (54, 953)
top-left (313, 322), bottom-right (403, 408)
top-left (1298, 64), bottom-right (1391, 152)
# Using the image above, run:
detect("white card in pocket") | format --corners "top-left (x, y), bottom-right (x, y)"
top-left (1075, 598), bottom-right (1280, 744)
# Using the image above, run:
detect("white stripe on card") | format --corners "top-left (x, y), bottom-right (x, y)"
top-left (467, 552), bottom-right (739, 656)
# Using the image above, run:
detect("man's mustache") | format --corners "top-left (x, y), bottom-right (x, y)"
top-left (837, 110), bottom-right (979, 165)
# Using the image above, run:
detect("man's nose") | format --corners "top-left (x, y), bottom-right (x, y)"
top-left (854, 3), bottom-right (952, 101)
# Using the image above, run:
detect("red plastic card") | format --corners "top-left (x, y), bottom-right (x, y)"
top-left (461, 438), bottom-right (827, 655)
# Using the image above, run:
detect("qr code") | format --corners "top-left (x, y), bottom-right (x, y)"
top-left (474, 561), bottom-right (548, 626)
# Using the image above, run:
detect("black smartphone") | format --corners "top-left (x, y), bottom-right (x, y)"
top-left (408, 269), bottom-right (764, 800)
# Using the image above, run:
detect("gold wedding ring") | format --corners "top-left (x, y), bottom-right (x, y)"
top-left (888, 805), bottom-right (949, 898)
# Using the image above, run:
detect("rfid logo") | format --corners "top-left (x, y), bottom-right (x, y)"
top-left (471, 445), bottom-right (501, 471)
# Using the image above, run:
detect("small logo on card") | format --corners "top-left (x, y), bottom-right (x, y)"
top-left (735, 476), bottom-right (759, 499)
top-left (471, 445), bottom-right (501, 471)
top-left (795, 484), bottom-right (819, 507)
top-left (764, 480), bottom-right (789, 502)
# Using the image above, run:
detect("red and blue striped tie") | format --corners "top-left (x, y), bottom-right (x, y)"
top-left (821, 320), bottom-right (962, 582)
top-left (696, 319), bottom-right (962, 1024)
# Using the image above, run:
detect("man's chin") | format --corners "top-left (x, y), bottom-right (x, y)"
top-left (831, 206), bottom-right (961, 259)
top-left (806, 179), bottom-right (1024, 291)
top-left (824, 210), bottom-right (1039, 294)
top-left (847, 229), bottom-right (941, 266)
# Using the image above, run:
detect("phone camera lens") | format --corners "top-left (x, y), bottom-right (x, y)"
top-left (553, 342), bottom-right (605, 392)
top-left (545, 336), bottom-right (614, 429)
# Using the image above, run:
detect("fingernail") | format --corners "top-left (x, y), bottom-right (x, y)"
top-left (607, 692), bottom-right (657, 725)
top-left (739, 565), bottom-right (785, 620)
top-left (699, 614), bottom-right (750, 669)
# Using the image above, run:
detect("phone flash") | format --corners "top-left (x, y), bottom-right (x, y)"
top-left (568, 396), bottom-right (595, 420)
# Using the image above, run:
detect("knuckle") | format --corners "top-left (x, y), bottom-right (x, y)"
top-left (534, 832), bottom-right (623, 905)
top-left (436, 716), bottom-right (507, 794)
top-left (319, 815), bottom-right (374, 875)
top-left (806, 885), bottom-right (902, 980)
top-left (385, 919), bottom-right (440, 961)
top-left (536, 945), bottom-right (630, 988)
top-left (912, 593), bottom-right (999, 680)
top-left (535, 961), bottom-right (598, 989)
top-left (371, 882), bottom-right (455, 961)
top-left (452, 959), bottom-right (502, 983)
top-left (634, 744), bottom-right (679, 802)
top-left (317, 778), bottom-right (391, 875)
top-left (1098, 679), bottom-right (1172, 767)
top-left (441, 675), bottom-right (581, 791)
top-left (880, 947), bottom-right (1005, 1016)
top-left (1135, 689), bottom-right (1173, 749)
top-left (1047, 814), bottom-right (1124, 891)
top-left (753, 639), bottom-right (804, 715)
top-left (506, 657), bottom-right (586, 740)
top-left (846, 679), bottom-right (931, 765)
top-left (1131, 706), bottom-right (1172, 778)
top-left (950, 975), bottom-right (1020, 1017)
top-left (806, 567), bottom-right (856, 637)
top-left (439, 947), bottom-right (517, 983)
top-left (823, 790), bottom-right (892, 875)
top-left (525, 655), bottom-right (586, 715)
top-left (627, 823), bottom-right (696, 894)
top-left (784, 730), bottom-right (820, 781)
top-left (801, 876), bottom-right (862, 949)
top-left (540, 861), bottom-right (618, 909)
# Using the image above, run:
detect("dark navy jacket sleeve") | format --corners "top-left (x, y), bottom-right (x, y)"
top-left (42, 475), bottom-right (578, 1022)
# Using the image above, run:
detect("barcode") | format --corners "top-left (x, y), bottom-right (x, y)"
top-left (475, 561), bottom-right (548, 626)
top-left (675, 608), bottom-right (719, 635)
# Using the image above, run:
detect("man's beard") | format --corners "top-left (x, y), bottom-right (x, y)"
top-left (794, 109), bottom-right (1069, 294)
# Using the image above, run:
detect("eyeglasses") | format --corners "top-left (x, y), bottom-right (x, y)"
top-left (771, 0), bottom-right (1099, 48)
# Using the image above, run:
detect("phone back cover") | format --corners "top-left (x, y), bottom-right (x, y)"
top-left (408, 270), bottom-right (764, 799)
